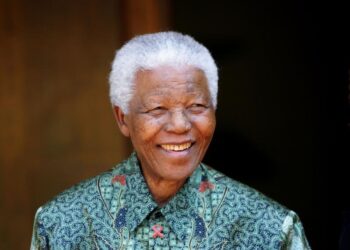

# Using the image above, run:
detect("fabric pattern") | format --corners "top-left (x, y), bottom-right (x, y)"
top-left (31, 152), bottom-right (311, 249)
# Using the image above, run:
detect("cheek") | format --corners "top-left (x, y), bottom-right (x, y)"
top-left (193, 115), bottom-right (216, 140)
top-left (132, 117), bottom-right (164, 142)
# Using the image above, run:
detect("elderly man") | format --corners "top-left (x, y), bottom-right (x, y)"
top-left (31, 32), bottom-right (311, 249)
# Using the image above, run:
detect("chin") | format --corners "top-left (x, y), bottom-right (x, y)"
top-left (161, 164), bottom-right (198, 181)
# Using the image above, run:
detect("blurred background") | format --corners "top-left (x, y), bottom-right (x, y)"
top-left (0, 0), bottom-right (348, 249)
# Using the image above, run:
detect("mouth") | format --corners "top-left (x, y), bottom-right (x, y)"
top-left (159, 142), bottom-right (193, 152)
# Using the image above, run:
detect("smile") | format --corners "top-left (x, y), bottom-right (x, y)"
top-left (160, 142), bottom-right (192, 152)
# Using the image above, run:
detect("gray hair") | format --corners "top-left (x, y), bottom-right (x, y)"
top-left (109, 31), bottom-right (218, 113)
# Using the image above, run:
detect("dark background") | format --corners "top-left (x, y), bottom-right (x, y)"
top-left (1, 0), bottom-right (349, 249)
top-left (174, 1), bottom-right (348, 249)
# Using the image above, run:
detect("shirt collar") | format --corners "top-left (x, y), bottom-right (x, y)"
top-left (112, 152), bottom-right (158, 232)
top-left (99, 152), bottom-right (210, 242)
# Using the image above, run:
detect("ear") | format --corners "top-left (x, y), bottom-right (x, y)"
top-left (113, 106), bottom-right (130, 137)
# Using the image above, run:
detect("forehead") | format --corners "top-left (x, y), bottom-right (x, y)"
top-left (133, 65), bottom-right (209, 97)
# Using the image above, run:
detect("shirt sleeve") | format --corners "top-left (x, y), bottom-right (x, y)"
top-left (281, 210), bottom-right (311, 250)
top-left (30, 207), bottom-right (50, 250)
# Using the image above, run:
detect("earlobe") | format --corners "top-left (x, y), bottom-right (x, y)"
top-left (113, 106), bottom-right (130, 137)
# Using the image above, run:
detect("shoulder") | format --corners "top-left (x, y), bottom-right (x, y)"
top-left (35, 155), bottom-right (140, 225)
top-left (203, 164), bottom-right (290, 230)
top-left (35, 173), bottom-right (102, 225)
top-left (35, 161), bottom-right (127, 228)
top-left (31, 159), bottom-right (135, 248)
top-left (199, 164), bottom-right (310, 248)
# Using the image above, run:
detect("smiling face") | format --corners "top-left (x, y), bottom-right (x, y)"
top-left (115, 65), bottom-right (216, 183)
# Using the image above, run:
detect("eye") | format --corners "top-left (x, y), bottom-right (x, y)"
top-left (188, 103), bottom-right (207, 113)
top-left (147, 106), bottom-right (166, 116)
top-left (153, 106), bottom-right (165, 111)
top-left (191, 103), bottom-right (204, 107)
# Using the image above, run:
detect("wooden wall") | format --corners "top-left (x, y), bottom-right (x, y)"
top-left (0, 1), bottom-right (123, 249)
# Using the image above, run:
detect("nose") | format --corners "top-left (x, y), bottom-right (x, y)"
top-left (165, 110), bottom-right (191, 134)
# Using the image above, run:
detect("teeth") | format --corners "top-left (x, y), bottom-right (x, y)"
top-left (161, 142), bottom-right (192, 151)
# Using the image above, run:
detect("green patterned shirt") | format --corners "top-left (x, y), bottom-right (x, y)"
top-left (31, 153), bottom-right (311, 249)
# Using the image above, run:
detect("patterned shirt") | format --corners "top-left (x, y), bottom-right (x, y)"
top-left (31, 152), bottom-right (311, 249)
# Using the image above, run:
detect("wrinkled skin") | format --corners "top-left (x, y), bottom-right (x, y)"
top-left (114, 65), bottom-right (216, 204)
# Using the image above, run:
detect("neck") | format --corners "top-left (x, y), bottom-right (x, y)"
top-left (143, 174), bottom-right (186, 206)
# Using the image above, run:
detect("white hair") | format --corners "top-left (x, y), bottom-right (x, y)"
top-left (109, 31), bottom-right (218, 113)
